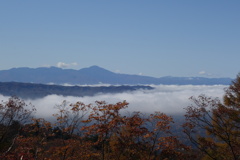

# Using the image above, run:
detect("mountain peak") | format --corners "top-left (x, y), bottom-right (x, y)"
top-left (80, 65), bottom-right (113, 73)
top-left (88, 65), bottom-right (105, 70)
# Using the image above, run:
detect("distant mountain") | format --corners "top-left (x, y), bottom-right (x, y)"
top-left (0, 66), bottom-right (232, 85)
top-left (0, 82), bottom-right (153, 99)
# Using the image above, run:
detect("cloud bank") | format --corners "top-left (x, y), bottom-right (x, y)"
top-left (56, 62), bottom-right (78, 68)
top-left (0, 85), bottom-right (227, 120)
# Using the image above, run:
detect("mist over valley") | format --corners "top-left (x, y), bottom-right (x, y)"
top-left (0, 84), bottom-right (227, 120)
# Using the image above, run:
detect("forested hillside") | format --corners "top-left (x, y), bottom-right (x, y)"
top-left (0, 82), bottom-right (153, 99)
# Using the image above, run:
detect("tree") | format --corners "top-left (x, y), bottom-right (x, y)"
top-left (4, 101), bottom-right (94, 160)
top-left (82, 101), bottom-right (128, 160)
top-left (49, 100), bottom-right (92, 160)
top-left (183, 74), bottom-right (240, 160)
top-left (109, 111), bottom-right (149, 160)
top-left (53, 100), bottom-right (91, 136)
top-left (0, 97), bottom-right (35, 157)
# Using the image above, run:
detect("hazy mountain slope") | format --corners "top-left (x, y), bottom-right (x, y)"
top-left (0, 66), bottom-right (232, 85)
top-left (0, 82), bottom-right (153, 99)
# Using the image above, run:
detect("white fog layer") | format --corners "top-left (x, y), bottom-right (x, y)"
top-left (0, 85), bottom-right (227, 119)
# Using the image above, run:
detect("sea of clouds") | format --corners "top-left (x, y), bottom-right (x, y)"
top-left (0, 85), bottom-right (227, 120)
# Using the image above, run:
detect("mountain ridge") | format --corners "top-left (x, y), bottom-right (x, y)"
top-left (0, 81), bottom-right (153, 99)
top-left (0, 66), bottom-right (232, 85)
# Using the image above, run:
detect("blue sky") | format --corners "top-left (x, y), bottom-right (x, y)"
top-left (0, 1), bottom-right (239, 78)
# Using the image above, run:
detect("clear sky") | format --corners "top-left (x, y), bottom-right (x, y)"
top-left (0, 1), bottom-right (239, 78)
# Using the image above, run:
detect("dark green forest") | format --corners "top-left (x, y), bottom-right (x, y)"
top-left (1, 74), bottom-right (240, 160)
